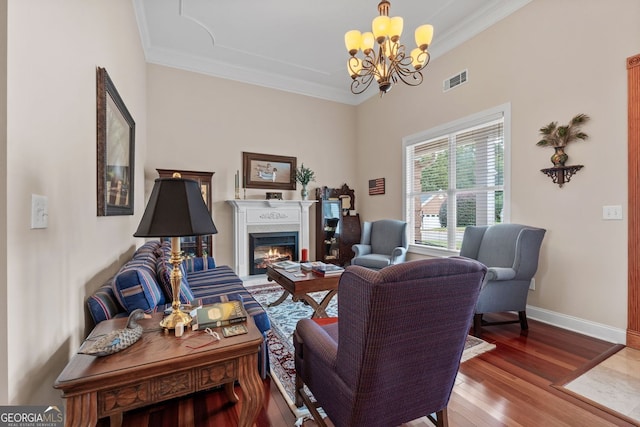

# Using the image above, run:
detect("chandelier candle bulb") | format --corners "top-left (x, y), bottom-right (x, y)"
top-left (361, 32), bottom-right (375, 53)
top-left (411, 48), bottom-right (423, 69)
top-left (348, 58), bottom-right (362, 78)
top-left (373, 15), bottom-right (390, 42)
top-left (415, 24), bottom-right (434, 50)
top-left (345, 30), bottom-right (361, 55)
top-left (389, 16), bottom-right (403, 41)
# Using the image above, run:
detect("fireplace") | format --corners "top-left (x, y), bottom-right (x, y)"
top-left (249, 231), bottom-right (299, 275)
top-left (226, 200), bottom-right (315, 278)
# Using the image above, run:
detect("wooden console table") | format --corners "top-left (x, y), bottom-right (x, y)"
top-left (54, 313), bottom-right (264, 427)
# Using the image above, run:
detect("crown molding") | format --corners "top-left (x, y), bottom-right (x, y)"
top-left (133, 0), bottom-right (532, 105)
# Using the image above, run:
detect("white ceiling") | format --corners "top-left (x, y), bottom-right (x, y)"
top-left (133, 0), bottom-right (531, 105)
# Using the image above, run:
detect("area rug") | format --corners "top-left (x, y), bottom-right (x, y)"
top-left (249, 283), bottom-right (496, 419)
top-left (554, 345), bottom-right (640, 425)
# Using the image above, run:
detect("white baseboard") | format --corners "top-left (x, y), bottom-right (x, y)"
top-left (527, 305), bottom-right (627, 345)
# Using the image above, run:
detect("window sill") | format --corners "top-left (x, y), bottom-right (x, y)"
top-left (408, 244), bottom-right (460, 258)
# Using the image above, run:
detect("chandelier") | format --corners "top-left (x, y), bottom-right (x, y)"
top-left (345, 0), bottom-right (434, 96)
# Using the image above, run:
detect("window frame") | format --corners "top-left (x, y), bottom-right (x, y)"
top-left (402, 103), bottom-right (511, 257)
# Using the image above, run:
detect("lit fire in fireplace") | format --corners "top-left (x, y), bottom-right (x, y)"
top-left (249, 231), bottom-right (298, 275)
top-left (254, 246), bottom-right (293, 270)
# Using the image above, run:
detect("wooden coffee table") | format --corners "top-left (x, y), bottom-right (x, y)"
top-left (266, 265), bottom-right (340, 318)
top-left (54, 313), bottom-right (264, 427)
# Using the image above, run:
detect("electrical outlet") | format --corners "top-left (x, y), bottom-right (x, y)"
top-left (602, 205), bottom-right (623, 220)
top-left (529, 278), bottom-right (535, 291)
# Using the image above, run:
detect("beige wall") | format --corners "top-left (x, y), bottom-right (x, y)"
top-left (146, 64), bottom-right (357, 265)
top-left (354, 0), bottom-right (639, 331)
top-left (5, 0), bottom-right (147, 404)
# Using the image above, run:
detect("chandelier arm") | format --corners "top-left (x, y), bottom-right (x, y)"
top-left (394, 68), bottom-right (424, 87)
top-left (351, 51), bottom-right (378, 94)
top-left (351, 74), bottom-right (376, 94)
top-left (359, 51), bottom-right (385, 82)
top-left (347, 56), bottom-right (359, 76)
top-left (380, 42), bottom-right (419, 88)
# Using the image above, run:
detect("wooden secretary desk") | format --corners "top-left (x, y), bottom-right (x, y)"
top-left (315, 184), bottom-right (361, 266)
top-left (156, 168), bottom-right (215, 257)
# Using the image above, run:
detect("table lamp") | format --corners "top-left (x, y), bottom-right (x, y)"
top-left (134, 173), bottom-right (218, 329)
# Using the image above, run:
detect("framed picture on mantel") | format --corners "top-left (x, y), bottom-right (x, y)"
top-left (242, 152), bottom-right (296, 190)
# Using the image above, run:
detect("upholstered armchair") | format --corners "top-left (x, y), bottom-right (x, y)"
top-left (351, 219), bottom-right (408, 269)
top-left (294, 258), bottom-right (487, 427)
top-left (459, 223), bottom-right (546, 337)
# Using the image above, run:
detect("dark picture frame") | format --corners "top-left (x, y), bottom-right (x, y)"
top-left (243, 152), bottom-right (296, 190)
top-left (97, 67), bottom-right (135, 216)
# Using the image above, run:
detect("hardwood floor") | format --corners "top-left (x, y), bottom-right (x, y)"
top-left (103, 314), bottom-right (636, 426)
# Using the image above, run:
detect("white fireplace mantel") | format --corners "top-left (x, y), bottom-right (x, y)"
top-left (226, 199), bottom-right (316, 278)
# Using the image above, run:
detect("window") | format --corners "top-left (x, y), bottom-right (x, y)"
top-left (403, 104), bottom-right (510, 255)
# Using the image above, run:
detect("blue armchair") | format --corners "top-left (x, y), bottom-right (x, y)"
top-left (459, 223), bottom-right (546, 337)
top-left (351, 219), bottom-right (408, 269)
top-left (294, 258), bottom-right (487, 427)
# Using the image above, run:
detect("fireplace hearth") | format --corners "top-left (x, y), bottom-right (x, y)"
top-left (249, 232), bottom-right (298, 275)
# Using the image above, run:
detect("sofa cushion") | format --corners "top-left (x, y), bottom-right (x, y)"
top-left (133, 240), bottom-right (162, 258)
top-left (87, 279), bottom-right (124, 324)
top-left (183, 256), bottom-right (216, 274)
top-left (156, 256), bottom-right (195, 304)
top-left (113, 267), bottom-right (165, 313)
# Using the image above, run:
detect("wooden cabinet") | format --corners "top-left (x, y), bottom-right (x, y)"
top-left (156, 168), bottom-right (215, 257)
top-left (315, 185), bottom-right (361, 266)
top-left (340, 214), bottom-right (362, 264)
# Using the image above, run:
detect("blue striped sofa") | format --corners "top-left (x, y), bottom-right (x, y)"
top-left (87, 240), bottom-right (271, 376)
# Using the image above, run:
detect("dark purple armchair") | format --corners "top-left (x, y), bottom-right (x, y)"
top-left (294, 257), bottom-right (487, 427)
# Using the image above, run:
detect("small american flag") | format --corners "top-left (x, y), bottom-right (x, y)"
top-left (369, 178), bottom-right (385, 195)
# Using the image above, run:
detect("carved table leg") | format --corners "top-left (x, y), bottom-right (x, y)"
top-left (314, 290), bottom-right (337, 319)
top-left (64, 392), bottom-right (98, 427)
top-left (109, 412), bottom-right (123, 427)
top-left (267, 290), bottom-right (290, 307)
top-left (225, 381), bottom-right (239, 403)
top-left (293, 290), bottom-right (337, 318)
top-left (237, 353), bottom-right (265, 427)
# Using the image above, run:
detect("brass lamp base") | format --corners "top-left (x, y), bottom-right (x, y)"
top-left (160, 236), bottom-right (193, 330)
top-left (160, 308), bottom-right (192, 330)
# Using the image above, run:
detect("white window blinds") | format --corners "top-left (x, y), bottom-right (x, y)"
top-left (405, 113), bottom-right (506, 251)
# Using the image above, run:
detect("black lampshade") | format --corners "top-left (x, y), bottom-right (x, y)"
top-left (133, 177), bottom-right (218, 237)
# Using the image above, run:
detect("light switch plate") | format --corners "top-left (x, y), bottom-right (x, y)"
top-left (31, 194), bottom-right (48, 229)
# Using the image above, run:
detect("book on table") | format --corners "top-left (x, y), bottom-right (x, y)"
top-left (300, 261), bottom-right (325, 271)
top-left (312, 263), bottom-right (345, 277)
top-left (272, 260), bottom-right (299, 272)
top-left (193, 300), bottom-right (248, 329)
top-left (221, 324), bottom-right (249, 337)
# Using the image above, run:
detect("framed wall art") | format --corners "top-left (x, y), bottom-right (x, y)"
top-left (369, 177), bottom-right (385, 195)
top-left (242, 152), bottom-right (296, 190)
top-left (96, 67), bottom-right (135, 216)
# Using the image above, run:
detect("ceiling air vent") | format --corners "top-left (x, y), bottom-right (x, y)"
top-left (443, 69), bottom-right (468, 92)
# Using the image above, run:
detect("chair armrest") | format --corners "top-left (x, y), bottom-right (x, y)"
top-left (390, 247), bottom-right (408, 264)
top-left (486, 267), bottom-right (516, 281)
top-left (352, 244), bottom-right (372, 257)
top-left (296, 319), bottom-right (338, 369)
